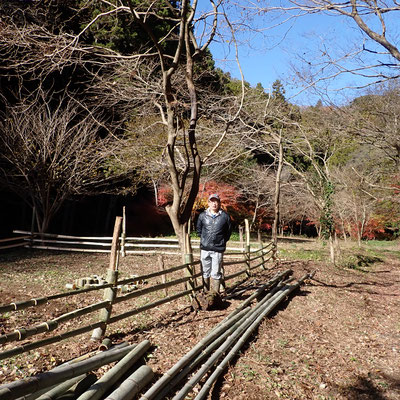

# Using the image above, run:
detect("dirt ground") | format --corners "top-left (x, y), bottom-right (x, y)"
top-left (0, 242), bottom-right (399, 399)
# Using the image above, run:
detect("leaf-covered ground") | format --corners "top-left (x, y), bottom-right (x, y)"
top-left (0, 241), bottom-right (399, 399)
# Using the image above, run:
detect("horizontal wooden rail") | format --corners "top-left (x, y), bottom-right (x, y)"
top-left (118, 261), bottom-right (201, 286)
top-left (115, 272), bottom-right (202, 304)
top-left (0, 235), bottom-right (30, 243)
top-left (125, 243), bottom-right (180, 249)
top-left (224, 268), bottom-right (248, 281)
top-left (0, 300), bottom-right (110, 345)
top-left (13, 230), bottom-right (113, 240)
top-left (0, 242), bottom-right (26, 250)
top-left (0, 283), bottom-right (114, 313)
top-left (0, 321), bottom-right (105, 361)
top-left (28, 245), bottom-right (111, 253)
top-left (109, 286), bottom-right (203, 324)
top-left (29, 238), bottom-right (112, 247)
top-left (223, 258), bottom-right (247, 267)
top-left (0, 235), bottom-right (30, 251)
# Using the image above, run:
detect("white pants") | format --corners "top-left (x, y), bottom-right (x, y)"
top-left (201, 250), bottom-right (223, 280)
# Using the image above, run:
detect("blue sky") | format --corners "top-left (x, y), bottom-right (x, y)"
top-left (202, 5), bottom-right (398, 106)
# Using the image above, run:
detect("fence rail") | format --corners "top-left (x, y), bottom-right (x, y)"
top-left (11, 230), bottom-right (247, 255)
top-left (0, 235), bottom-right (29, 251)
top-left (0, 226), bottom-right (276, 362)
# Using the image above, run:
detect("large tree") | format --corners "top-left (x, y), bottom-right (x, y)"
top-left (68, 0), bottom-right (247, 250)
top-left (0, 92), bottom-right (124, 233)
top-left (0, 0), bottom-right (250, 245)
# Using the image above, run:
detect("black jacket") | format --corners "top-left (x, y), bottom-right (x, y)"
top-left (196, 209), bottom-right (232, 252)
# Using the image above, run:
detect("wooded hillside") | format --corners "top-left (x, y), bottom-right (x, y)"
top-left (0, 0), bottom-right (399, 246)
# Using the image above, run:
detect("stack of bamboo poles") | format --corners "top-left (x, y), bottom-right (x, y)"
top-left (0, 341), bottom-right (153, 400)
top-left (140, 269), bottom-right (314, 400)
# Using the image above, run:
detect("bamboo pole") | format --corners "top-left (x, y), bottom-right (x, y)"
top-left (104, 365), bottom-right (154, 400)
top-left (76, 340), bottom-right (151, 400)
top-left (0, 282), bottom-right (114, 314)
top-left (91, 216), bottom-right (122, 341)
top-left (0, 300), bottom-right (110, 345)
top-left (152, 309), bottom-right (250, 400)
top-left (114, 273), bottom-right (201, 304)
top-left (34, 375), bottom-right (86, 400)
top-left (194, 274), bottom-right (313, 400)
top-left (139, 308), bottom-right (250, 400)
top-left (0, 321), bottom-right (105, 361)
top-left (121, 206), bottom-right (126, 257)
top-left (0, 343), bottom-right (139, 400)
top-left (158, 255), bottom-right (168, 296)
top-left (244, 219), bottom-right (251, 276)
top-left (108, 286), bottom-right (202, 325)
top-left (55, 374), bottom-right (98, 400)
top-left (171, 279), bottom-right (297, 400)
top-left (259, 238), bottom-right (266, 269)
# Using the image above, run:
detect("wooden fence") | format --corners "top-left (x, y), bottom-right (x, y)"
top-left (10, 230), bottom-right (247, 255)
top-left (0, 221), bottom-right (276, 363)
top-left (0, 235), bottom-right (29, 251)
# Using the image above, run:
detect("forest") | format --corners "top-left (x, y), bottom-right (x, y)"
top-left (0, 0), bottom-right (399, 251)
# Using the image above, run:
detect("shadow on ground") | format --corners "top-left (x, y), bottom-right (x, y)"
top-left (333, 373), bottom-right (400, 399)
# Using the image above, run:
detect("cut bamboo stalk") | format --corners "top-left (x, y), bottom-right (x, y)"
top-left (139, 308), bottom-right (250, 400)
top-left (158, 255), bottom-right (168, 296)
top-left (114, 273), bottom-right (201, 304)
top-left (76, 340), bottom-right (151, 400)
top-left (153, 309), bottom-right (251, 400)
top-left (99, 338), bottom-right (113, 351)
top-left (194, 273), bottom-right (313, 400)
top-left (0, 321), bottom-right (106, 361)
top-left (54, 374), bottom-right (98, 400)
top-left (215, 270), bottom-right (293, 326)
top-left (104, 365), bottom-right (154, 400)
top-left (0, 283), bottom-right (113, 314)
top-left (171, 281), bottom-right (296, 400)
top-left (91, 217), bottom-right (122, 341)
top-left (0, 300), bottom-right (110, 345)
top-left (34, 374), bottom-right (86, 400)
top-left (0, 343), bottom-right (139, 400)
top-left (108, 286), bottom-right (202, 324)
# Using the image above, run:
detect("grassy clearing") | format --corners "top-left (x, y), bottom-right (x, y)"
top-left (277, 238), bottom-right (399, 269)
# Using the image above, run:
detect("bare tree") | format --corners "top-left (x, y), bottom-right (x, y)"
top-left (252, 0), bottom-right (400, 100)
top-left (0, 92), bottom-right (124, 233)
top-left (64, 0), bottom-right (249, 251)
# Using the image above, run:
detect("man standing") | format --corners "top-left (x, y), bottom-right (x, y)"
top-left (196, 193), bottom-right (232, 293)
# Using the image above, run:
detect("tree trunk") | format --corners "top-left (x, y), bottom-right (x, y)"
top-left (272, 134), bottom-right (283, 257)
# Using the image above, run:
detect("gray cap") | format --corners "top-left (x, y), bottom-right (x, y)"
top-left (208, 193), bottom-right (220, 201)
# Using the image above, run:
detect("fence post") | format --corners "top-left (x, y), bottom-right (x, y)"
top-left (121, 206), bottom-right (126, 257)
top-left (259, 237), bottom-right (266, 270)
top-left (244, 219), bottom-right (251, 276)
top-left (91, 216), bottom-right (122, 341)
top-left (158, 254), bottom-right (168, 296)
top-left (184, 224), bottom-right (197, 298)
top-left (29, 206), bottom-right (36, 248)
